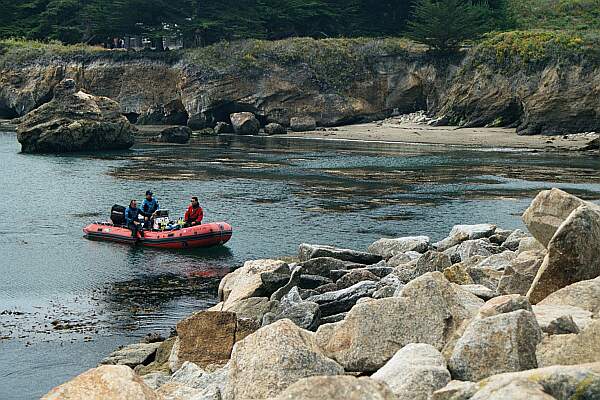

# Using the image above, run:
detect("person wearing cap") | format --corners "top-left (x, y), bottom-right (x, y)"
top-left (141, 190), bottom-right (159, 228)
top-left (184, 196), bottom-right (204, 227)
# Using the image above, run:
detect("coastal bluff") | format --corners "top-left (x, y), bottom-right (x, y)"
top-left (2, 34), bottom-right (600, 137)
top-left (42, 188), bottom-right (600, 399)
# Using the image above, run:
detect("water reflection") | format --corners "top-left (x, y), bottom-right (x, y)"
top-left (2, 131), bottom-right (600, 399)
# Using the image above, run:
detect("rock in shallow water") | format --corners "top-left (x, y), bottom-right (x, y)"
top-left (230, 112), bottom-right (260, 135)
top-left (156, 126), bottom-right (191, 144)
top-left (17, 79), bottom-right (135, 153)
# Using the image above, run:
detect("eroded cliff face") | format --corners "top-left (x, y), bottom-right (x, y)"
top-left (436, 54), bottom-right (600, 135)
top-left (1, 39), bottom-right (599, 135)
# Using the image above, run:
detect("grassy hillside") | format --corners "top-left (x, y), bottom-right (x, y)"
top-left (508, 0), bottom-right (600, 30)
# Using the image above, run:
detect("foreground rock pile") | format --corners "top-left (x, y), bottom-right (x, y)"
top-left (43, 188), bottom-right (600, 399)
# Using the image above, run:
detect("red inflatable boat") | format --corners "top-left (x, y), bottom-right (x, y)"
top-left (83, 222), bottom-right (232, 249)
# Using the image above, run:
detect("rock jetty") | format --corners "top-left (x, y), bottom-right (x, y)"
top-left (43, 188), bottom-right (600, 399)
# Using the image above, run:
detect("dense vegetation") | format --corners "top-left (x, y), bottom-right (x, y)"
top-left (0, 0), bottom-right (510, 47)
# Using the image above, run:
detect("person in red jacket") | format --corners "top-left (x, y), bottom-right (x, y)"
top-left (184, 196), bottom-right (204, 227)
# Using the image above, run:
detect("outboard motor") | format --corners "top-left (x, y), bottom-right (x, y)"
top-left (110, 204), bottom-right (126, 225)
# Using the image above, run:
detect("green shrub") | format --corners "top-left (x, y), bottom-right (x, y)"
top-left (477, 30), bottom-right (600, 65)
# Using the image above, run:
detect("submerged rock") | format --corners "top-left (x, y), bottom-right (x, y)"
top-left (17, 79), bottom-right (135, 153)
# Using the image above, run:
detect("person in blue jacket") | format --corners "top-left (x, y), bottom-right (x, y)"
top-left (125, 199), bottom-right (144, 238)
top-left (141, 190), bottom-right (159, 228)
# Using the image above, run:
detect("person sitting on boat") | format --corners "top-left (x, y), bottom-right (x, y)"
top-left (125, 200), bottom-right (144, 238)
top-left (184, 196), bottom-right (204, 227)
top-left (141, 190), bottom-right (159, 228)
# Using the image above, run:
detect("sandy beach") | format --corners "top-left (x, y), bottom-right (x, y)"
top-left (288, 121), bottom-right (597, 151)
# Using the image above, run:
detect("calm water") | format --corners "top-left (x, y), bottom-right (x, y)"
top-left (1, 131), bottom-right (600, 399)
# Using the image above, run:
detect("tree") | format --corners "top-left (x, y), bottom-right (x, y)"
top-left (407, 0), bottom-right (491, 52)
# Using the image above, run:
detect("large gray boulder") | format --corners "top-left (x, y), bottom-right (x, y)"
top-left (449, 309), bottom-right (543, 381)
top-left (306, 280), bottom-right (377, 317)
top-left (372, 344), bottom-right (451, 400)
top-left (218, 259), bottom-right (289, 307)
top-left (396, 250), bottom-right (451, 283)
top-left (368, 236), bottom-right (430, 259)
top-left (315, 272), bottom-right (482, 372)
top-left (262, 287), bottom-right (320, 330)
top-left (335, 269), bottom-right (379, 289)
top-left (214, 296), bottom-right (279, 324)
top-left (17, 79), bottom-right (135, 153)
top-left (172, 311), bottom-right (258, 371)
top-left (100, 342), bottom-right (161, 368)
top-left (497, 251), bottom-right (544, 296)
top-left (434, 224), bottom-right (496, 251)
top-left (299, 244), bottom-right (381, 264)
top-left (230, 112), bottom-right (260, 135)
top-left (298, 257), bottom-right (351, 277)
top-left (264, 122), bottom-right (286, 135)
top-left (273, 375), bottom-right (396, 400)
top-left (522, 188), bottom-right (591, 248)
top-left (224, 319), bottom-right (343, 400)
top-left (290, 116), bottom-right (317, 132)
top-left (532, 304), bottom-right (592, 333)
top-left (536, 319), bottom-right (600, 367)
top-left (538, 277), bottom-right (600, 314)
top-left (42, 365), bottom-right (158, 400)
top-left (527, 205), bottom-right (600, 304)
top-left (434, 363), bottom-right (600, 400)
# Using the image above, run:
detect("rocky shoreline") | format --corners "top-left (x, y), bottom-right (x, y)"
top-left (2, 37), bottom-right (600, 140)
top-left (43, 188), bottom-right (600, 399)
